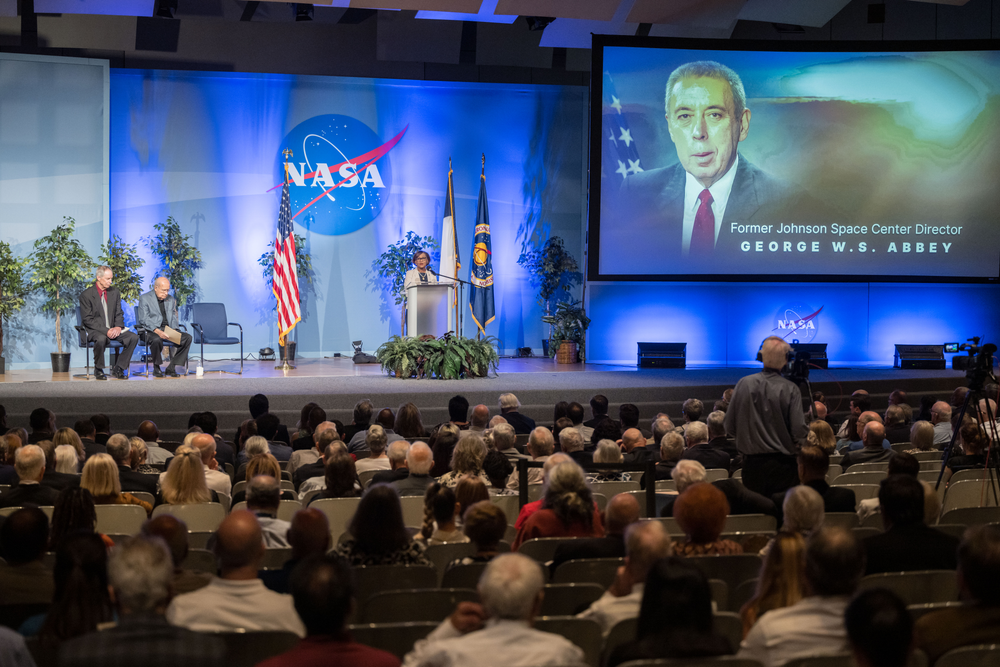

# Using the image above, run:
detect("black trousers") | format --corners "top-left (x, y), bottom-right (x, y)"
top-left (89, 330), bottom-right (139, 370)
top-left (741, 452), bottom-right (800, 499)
top-left (147, 331), bottom-right (193, 368)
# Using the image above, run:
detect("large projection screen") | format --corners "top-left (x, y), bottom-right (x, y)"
top-left (589, 36), bottom-right (1000, 282)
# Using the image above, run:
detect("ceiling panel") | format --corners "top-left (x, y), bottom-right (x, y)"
top-left (908, 0), bottom-right (972, 5)
top-left (494, 0), bottom-right (623, 21)
top-left (648, 21), bottom-right (737, 38)
top-left (351, 0), bottom-right (481, 10)
top-left (628, 0), bottom-right (746, 28)
top-left (416, 0), bottom-right (516, 24)
top-left (738, 0), bottom-right (852, 27)
top-left (35, 0), bottom-right (155, 16)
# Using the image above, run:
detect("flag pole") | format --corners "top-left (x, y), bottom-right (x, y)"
top-left (276, 148), bottom-right (297, 371)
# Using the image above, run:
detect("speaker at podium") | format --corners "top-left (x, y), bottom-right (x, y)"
top-left (405, 283), bottom-right (453, 337)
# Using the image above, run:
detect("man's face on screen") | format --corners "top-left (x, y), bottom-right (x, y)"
top-left (667, 76), bottom-right (750, 188)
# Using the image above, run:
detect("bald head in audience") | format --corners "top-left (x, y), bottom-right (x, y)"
top-left (470, 405), bottom-right (490, 431)
top-left (214, 511), bottom-right (265, 577)
top-left (288, 509), bottom-right (330, 560)
top-left (605, 493), bottom-right (641, 536)
top-left (137, 420), bottom-right (159, 442)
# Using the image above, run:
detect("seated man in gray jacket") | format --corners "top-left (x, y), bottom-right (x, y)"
top-left (136, 277), bottom-right (192, 377)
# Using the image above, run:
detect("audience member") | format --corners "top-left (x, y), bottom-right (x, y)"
top-left (567, 402), bottom-right (594, 442)
top-left (446, 395), bottom-right (471, 430)
top-left (0, 507), bottom-right (55, 604)
top-left (421, 483), bottom-right (468, 545)
top-left (259, 553), bottom-right (400, 667)
top-left (81, 453), bottom-right (152, 515)
top-left (402, 553), bottom-right (584, 666)
top-left (160, 445), bottom-right (216, 505)
top-left (28, 408), bottom-right (56, 444)
top-left (233, 452), bottom-right (291, 505)
top-left (607, 558), bottom-right (732, 667)
top-left (286, 421), bottom-right (330, 478)
top-left (672, 482), bottom-right (742, 556)
top-left (863, 475), bottom-right (958, 574)
top-left (141, 514), bottom-right (212, 594)
top-left (129, 436), bottom-right (157, 474)
top-left (343, 398), bottom-right (375, 442)
top-left (59, 535), bottom-right (226, 667)
top-left (469, 405), bottom-right (490, 432)
top-left (740, 532), bottom-right (806, 638)
top-left (584, 395), bottom-right (610, 428)
top-left (482, 448), bottom-right (515, 495)
top-left (395, 402), bottom-right (428, 440)
top-left (680, 420), bottom-right (729, 470)
top-left (845, 589), bottom-right (914, 667)
top-left (619, 403), bottom-right (649, 438)
top-left (904, 420), bottom-right (935, 454)
top-left (915, 524), bottom-right (1000, 662)
top-left (106, 433), bottom-right (158, 495)
top-left (392, 442), bottom-right (435, 496)
top-left (492, 423), bottom-right (523, 461)
top-left (167, 511), bottom-right (305, 635)
top-left (788, 445), bottom-right (856, 515)
top-left (91, 413), bottom-right (111, 446)
top-left (454, 476), bottom-right (489, 518)
top-left (930, 400), bottom-right (954, 446)
top-left (808, 420), bottom-right (837, 454)
top-left (246, 476), bottom-right (291, 548)
top-left (357, 425), bottom-right (393, 473)
top-left (884, 404), bottom-right (911, 444)
top-left (558, 427), bottom-right (589, 466)
top-left (430, 423), bottom-right (461, 477)
top-left (840, 421), bottom-right (893, 471)
top-left (946, 420), bottom-right (989, 477)
top-left (308, 450), bottom-right (361, 503)
top-left (642, 431), bottom-right (683, 490)
top-left (439, 433), bottom-right (489, 487)
top-left (332, 484), bottom-right (431, 566)
top-left (552, 493), bottom-right (640, 568)
top-left (371, 440), bottom-right (410, 485)
top-left (620, 428), bottom-right (652, 466)
top-left (856, 452), bottom-right (920, 522)
top-left (590, 418), bottom-right (623, 449)
top-left (659, 458), bottom-right (707, 517)
top-left (508, 427), bottom-right (554, 489)
top-left (0, 444), bottom-right (60, 508)
top-left (578, 520), bottom-right (673, 635)
top-left (588, 439), bottom-right (630, 482)
top-left (837, 411), bottom-right (887, 452)
top-left (35, 532), bottom-right (114, 642)
top-left (446, 501), bottom-right (507, 569)
top-left (498, 393), bottom-right (536, 434)
top-left (73, 419), bottom-right (104, 459)
top-left (513, 461), bottom-right (603, 549)
top-left (739, 527), bottom-right (865, 666)
top-left (292, 426), bottom-right (341, 489)
top-left (137, 420), bottom-right (173, 464)
top-left (37, 440), bottom-right (81, 492)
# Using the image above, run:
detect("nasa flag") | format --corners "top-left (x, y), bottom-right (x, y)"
top-left (274, 173), bottom-right (301, 346)
top-left (469, 160), bottom-right (495, 335)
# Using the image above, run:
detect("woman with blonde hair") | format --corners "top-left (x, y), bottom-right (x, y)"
top-left (740, 532), bottom-right (807, 637)
top-left (159, 445), bottom-right (214, 505)
top-left (232, 453), bottom-right (294, 505)
top-left (54, 445), bottom-right (79, 474)
top-left (808, 420), bottom-right (837, 454)
top-left (81, 454), bottom-right (152, 516)
top-left (588, 439), bottom-right (631, 482)
top-left (438, 433), bottom-right (489, 487)
top-left (128, 437), bottom-right (157, 474)
top-left (52, 427), bottom-right (85, 462)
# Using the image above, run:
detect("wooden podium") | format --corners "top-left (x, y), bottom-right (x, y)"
top-left (406, 283), bottom-right (453, 337)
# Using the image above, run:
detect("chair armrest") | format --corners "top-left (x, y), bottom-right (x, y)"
top-left (74, 325), bottom-right (86, 333)
top-left (228, 322), bottom-right (243, 333)
top-left (177, 324), bottom-right (188, 332)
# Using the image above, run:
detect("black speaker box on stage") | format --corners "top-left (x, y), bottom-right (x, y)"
top-left (894, 344), bottom-right (946, 370)
top-left (790, 343), bottom-right (829, 369)
top-left (637, 342), bottom-right (686, 369)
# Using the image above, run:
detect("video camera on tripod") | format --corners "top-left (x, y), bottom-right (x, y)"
top-left (944, 337), bottom-right (998, 390)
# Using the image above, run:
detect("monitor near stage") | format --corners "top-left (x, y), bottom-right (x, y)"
top-left (590, 36), bottom-right (1000, 281)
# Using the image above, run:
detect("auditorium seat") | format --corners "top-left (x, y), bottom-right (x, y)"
top-left (913, 451), bottom-right (945, 462)
top-left (713, 611), bottom-right (743, 651)
top-left (309, 497), bottom-right (362, 540)
top-left (783, 655), bottom-right (852, 667)
top-left (231, 499), bottom-right (301, 522)
top-left (848, 463), bottom-right (890, 473)
top-left (949, 469), bottom-right (988, 485)
top-left (357, 469), bottom-right (381, 489)
top-left (832, 471), bottom-right (886, 486)
top-left (823, 513), bottom-right (860, 529)
top-left (687, 555), bottom-right (763, 597)
top-left (399, 495), bottom-right (425, 528)
top-left (592, 492), bottom-right (608, 511)
top-left (617, 658), bottom-right (766, 667)
top-left (151, 503), bottom-right (226, 532)
top-left (534, 616), bottom-right (603, 667)
top-left (906, 601), bottom-right (964, 623)
top-left (489, 494), bottom-right (519, 521)
top-left (260, 548), bottom-right (293, 570)
top-left (441, 562), bottom-right (488, 589)
top-left (730, 578), bottom-right (758, 614)
top-left (835, 484), bottom-right (880, 505)
top-left (723, 514), bottom-right (777, 533)
top-left (353, 564), bottom-right (437, 607)
top-left (519, 537), bottom-right (587, 562)
top-left (538, 583), bottom-right (604, 616)
top-left (360, 588), bottom-right (477, 624)
top-left (94, 504), bottom-right (147, 536)
top-left (941, 506), bottom-right (1000, 526)
top-left (348, 621), bottom-right (437, 660)
top-left (182, 548), bottom-right (217, 573)
top-left (709, 579), bottom-right (729, 612)
top-left (942, 481), bottom-right (1000, 514)
top-left (210, 630), bottom-right (299, 667)
top-left (551, 558), bottom-right (623, 588)
top-left (858, 570), bottom-right (958, 605)
top-left (424, 542), bottom-right (478, 584)
top-left (603, 617), bottom-right (637, 664)
top-left (589, 480), bottom-right (641, 498)
top-left (934, 644), bottom-right (1000, 667)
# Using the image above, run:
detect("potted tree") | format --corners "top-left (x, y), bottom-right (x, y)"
top-left (258, 233), bottom-right (313, 360)
top-left (0, 241), bottom-right (30, 374)
top-left (98, 235), bottom-right (146, 322)
top-left (516, 236), bottom-right (583, 355)
top-left (28, 218), bottom-right (94, 373)
top-left (542, 300), bottom-right (591, 363)
top-left (367, 231), bottom-right (439, 336)
top-left (143, 216), bottom-right (202, 316)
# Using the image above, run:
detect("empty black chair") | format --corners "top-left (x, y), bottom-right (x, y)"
top-left (190, 302), bottom-right (243, 374)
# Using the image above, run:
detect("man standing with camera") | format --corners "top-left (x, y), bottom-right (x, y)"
top-left (725, 336), bottom-right (808, 497)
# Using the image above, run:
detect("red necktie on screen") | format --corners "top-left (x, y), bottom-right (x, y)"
top-left (690, 189), bottom-right (715, 254)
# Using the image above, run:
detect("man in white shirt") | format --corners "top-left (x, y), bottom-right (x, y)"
top-left (577, 519), bottom-right (673, 635)
top-left (355, 425), bottom-right (392, 474)
top-left (286, 420), bottom-right (336, 479)
top-left (191, 433), bottom-right (232, 497)
top-left (739, 526), bottom-right (865, 667)
top-left (167, 510), bottom-right (305, 636)
top-left (403, 553), bottom-right (585, 667)
top-left (507, 427), bottom-right (553, 489)
top-left (931, 401), bottom-right (954, 446)
top-left (245, 476), bottom-right (290, 548)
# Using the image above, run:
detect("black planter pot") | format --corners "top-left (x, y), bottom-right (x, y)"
top-left (0, 356), bottom-right (5, 374)
top-left (542, 339), bottom-right (550, 357)
top-left (280, 342), bottom-right (296, 361)
top-left (51, 352), bottom-right (71, 373)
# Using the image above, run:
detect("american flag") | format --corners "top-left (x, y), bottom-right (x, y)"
top-left (602, 71), bottom-right (644, 189)
top-left (274, 177), bottom-right (300, 346)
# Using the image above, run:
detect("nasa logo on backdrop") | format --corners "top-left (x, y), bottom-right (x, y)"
top-left (773, 303), bottom-right (823, 344)
top-left (273, 115), bottom-right (408, 236)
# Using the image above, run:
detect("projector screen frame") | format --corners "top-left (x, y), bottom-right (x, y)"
top-left (587, 34), bottom-right (1000, 284)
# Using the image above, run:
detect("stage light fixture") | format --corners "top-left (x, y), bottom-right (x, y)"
top-left (154, 0), bottom-right (176, 18)
top-left (517, 347), bottom-right (532, 358)
top-left (295, 3), bottom-right (313, 21)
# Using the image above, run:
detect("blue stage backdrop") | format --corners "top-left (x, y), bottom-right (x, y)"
top-left (0, 54), bottom-right (109, 369)
top-left (110, 70), bottom-right (589, 361)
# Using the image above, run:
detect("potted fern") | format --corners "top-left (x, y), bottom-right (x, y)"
top-left (542, 300), bottom-right (591, 363)
top-left (28, 218), bottom-right (94, 372)
top-left (0, 241), bottom-right (30, 374)
top-left (517, 236), bottom-right (583, 355)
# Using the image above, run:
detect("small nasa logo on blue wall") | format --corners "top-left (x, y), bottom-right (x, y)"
top-left (773, 303), bottom-right (822, 344)
top-left (274, 115), bottom-right (408, 236)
